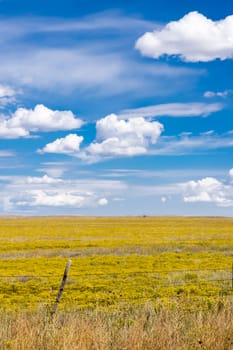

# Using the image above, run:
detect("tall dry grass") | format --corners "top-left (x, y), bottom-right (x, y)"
top-left (1, 301), bottom-right (233, 349)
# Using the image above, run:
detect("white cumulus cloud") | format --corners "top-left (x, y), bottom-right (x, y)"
top-left (82, 114), bottom-right (163, 161)
top-left (98, 198), bottom-right (108, 206)
top-left (182, 177), bottom-right (233, 207)
top-left (38, 113), bottom-right (164, 162)
top-left (38, 134), bottom-right (84, 154)
top-left (0, 104), bottom-right (83, 139)
top-left (2, 174), bottom-right (116, 211)
top-left (9, 104), bottom-right (83, 132)
top-left (96, 114), bottom-right (162, 143)
top-left (136, 11), bottom-right (233, 62)
top-left (31, 190), bottom-right (85, 207)
top-left (0, 122), bottom-right (28, 139)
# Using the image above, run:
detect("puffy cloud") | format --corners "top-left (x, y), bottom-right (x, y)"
top-left (30, 193), bottom-right (109, 209)
top-left (0, 104), bottom-right (83, 139)
top-left (2, 174), bottom-right (122, 211)
top-left (38, 134), bottom-right (84, 154)
top-left (124, 169), bottom-right (233, 209)
top-left (30, 190), bottom-right (86, 207)
top-left (182, 177), bottom-right (233, 206)
top-left (98, 198), bottom-right (108, 206)
top-left (83, 114), bottom-right (163, 161)
top-left (8, 189), bottom-right (93, 208)
top-left (136, 12), bottom-right (233, 62)
top-left (36, 113), bottom-right (164, 162)
top-left (229, 168), bottom-right (233, 179)
top-left (9, 104), bottom-right (83, 132)
top-left (96, 114), bottom-right (163, 142)
top-left (0, 122), bottom-right (28, 139)
top-left (204, 90), bottom-right (233, 98)
top-left (87, 138), bottom-right (147, 157)
top-left (118, 102), bottom-right (223, 119)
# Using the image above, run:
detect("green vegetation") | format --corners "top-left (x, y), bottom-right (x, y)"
top-left (0, 216), bottom-right (233, 310)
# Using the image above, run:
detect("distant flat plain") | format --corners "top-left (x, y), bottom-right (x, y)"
top-left (0, 216), bottom-right (233, 309)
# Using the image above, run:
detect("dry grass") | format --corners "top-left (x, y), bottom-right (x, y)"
top-left (1, 301), bottom-right (233, 349)
top-left (1, 217), bottom-right (233, 348)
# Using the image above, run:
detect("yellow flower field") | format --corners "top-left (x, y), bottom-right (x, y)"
top-left (0, 216), bottom-right (233, 310)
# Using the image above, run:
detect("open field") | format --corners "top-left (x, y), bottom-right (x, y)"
top-left (1, 216), bottom-right (233, 349)
top-left (0, 216), bottom-right (233, 310)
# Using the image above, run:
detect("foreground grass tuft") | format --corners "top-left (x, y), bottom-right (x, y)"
top-left (1, 301), bottom-right (233, 349)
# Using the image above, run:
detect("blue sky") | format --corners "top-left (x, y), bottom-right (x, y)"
top-left (0, 0), bottom-right (233, 216)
